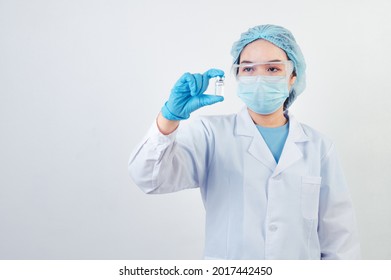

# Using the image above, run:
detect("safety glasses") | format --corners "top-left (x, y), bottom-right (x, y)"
top-left (232, 60), bottom-right (294, 78)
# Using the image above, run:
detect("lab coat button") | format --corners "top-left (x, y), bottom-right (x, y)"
top-left (269, 224), bottom-right (278, 232)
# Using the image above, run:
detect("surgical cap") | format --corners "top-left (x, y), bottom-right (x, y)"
top-left (231, 24), bottom-right (306, 108)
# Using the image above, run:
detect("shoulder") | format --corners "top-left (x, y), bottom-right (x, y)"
top-left (290, 115), bottom-right (334, 159)
top-left (301, 122), bottom-right (332, 144)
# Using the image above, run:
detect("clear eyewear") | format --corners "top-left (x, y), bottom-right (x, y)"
top-left (232, 60), bottom-right (294, 78)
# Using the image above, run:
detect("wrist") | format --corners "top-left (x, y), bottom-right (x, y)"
top-left (161, 102), bottom-right (188, 121)
top-left (157, 112), bottom-right (180, 135)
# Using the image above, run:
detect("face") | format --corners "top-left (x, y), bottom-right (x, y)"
top-left (239, 39), bottom-right (296, 88)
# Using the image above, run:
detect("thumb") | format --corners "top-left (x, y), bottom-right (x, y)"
top-left (198, 94), bottom-right (224, 107)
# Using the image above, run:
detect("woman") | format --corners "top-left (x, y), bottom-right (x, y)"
top-left (128, 24), bottom-right (360, 259)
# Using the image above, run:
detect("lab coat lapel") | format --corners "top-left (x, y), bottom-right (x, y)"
top-left (272, 113), bottom-right (310, 177)
top-left (235, 107), bottom-right (277, 171)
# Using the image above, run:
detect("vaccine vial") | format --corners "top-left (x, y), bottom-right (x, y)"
top-left (215, 76), bottom-right (225, 96)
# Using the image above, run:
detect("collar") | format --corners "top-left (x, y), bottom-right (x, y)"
top-left (234, 107), bottom-right (310, 174)
top-left (235, 106), bottom-right (310, 143)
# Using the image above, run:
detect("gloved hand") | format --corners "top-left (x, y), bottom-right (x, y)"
top-left (161, 69), bottom-right (224, 120)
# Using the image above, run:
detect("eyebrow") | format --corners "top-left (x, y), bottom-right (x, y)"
top-left (240, 59), bottom-right (283, 64)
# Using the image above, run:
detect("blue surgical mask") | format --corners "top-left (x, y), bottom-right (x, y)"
top-left (237, 75), bottom-right (289, 115)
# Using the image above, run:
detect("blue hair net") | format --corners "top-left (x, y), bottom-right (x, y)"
top-left (231, 24), bottom-right (306, 108)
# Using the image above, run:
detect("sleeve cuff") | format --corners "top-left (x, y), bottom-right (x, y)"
top-left (145, 120), bottom-right (178, 146)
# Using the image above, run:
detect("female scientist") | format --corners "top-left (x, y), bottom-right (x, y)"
top-left (128, 24), bottom-right (361, 259)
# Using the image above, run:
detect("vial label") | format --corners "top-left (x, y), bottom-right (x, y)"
top-left (215, 76), bottom-right (225, 96)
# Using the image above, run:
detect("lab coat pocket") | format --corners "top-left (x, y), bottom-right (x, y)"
top-left (301, 176), bottom-right (322, 220)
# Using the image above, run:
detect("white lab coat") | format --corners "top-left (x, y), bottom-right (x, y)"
top-left (128, 107), bottom-right (361, 259)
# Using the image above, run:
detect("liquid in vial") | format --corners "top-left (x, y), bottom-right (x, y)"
top-left (215, 76), bottom-right (225, 96)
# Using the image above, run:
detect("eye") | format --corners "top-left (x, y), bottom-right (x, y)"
top-left (266, 66), bottom-right (281, 72)
top-left (242, 66), bottom-right (254, 72)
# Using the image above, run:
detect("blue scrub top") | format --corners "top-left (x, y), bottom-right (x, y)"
top-left (256, 121), bottom-right (289, 163)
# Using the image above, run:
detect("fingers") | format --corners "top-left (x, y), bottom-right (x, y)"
top-left (173, 69), bottom-right (225, 97)
top-left (173, 72), bottom-right (194, 89)
top-left (198, 69), bottom-right (225, 96)
top-left (203, 68), bottom-right (225, 79)
top-left (174, 73), bottom-right (200, 96)
top-left (193, 69), bottom-right (225, 96)
top-left (191, 74), bottom-right (203, 96)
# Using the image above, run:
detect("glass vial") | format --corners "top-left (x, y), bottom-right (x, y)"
top-left (215, 76), bottom-right (225, 96)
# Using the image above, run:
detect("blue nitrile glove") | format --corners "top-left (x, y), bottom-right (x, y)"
top-left (161, 69), bottom-right (224, 120)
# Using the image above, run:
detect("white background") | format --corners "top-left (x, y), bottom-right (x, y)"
top-left (1, 0), bottom-right (390, 259)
